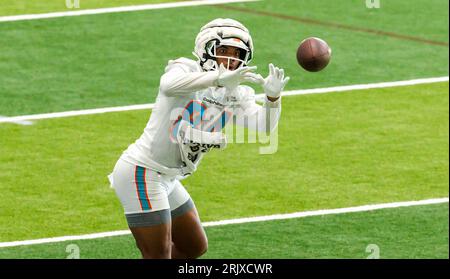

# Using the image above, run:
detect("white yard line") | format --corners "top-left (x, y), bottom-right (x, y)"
top-left (0, 103), bottom-right (156, 124)
top-left (279, 76), bottom-right (449, 97)
top-left (1, 76), bottom-right (448, 125)
top-left (0, 0), bottom-right (259, 23)
top-left (0, 115), bottom-right (33, 126)
top-left (0, 197), bottom-right (447, 248)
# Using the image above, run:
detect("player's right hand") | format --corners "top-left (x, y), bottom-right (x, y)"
top-left (216, 65), bottom-right (263, 89)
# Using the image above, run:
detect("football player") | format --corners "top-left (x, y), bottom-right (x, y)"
top-left (109, 18), bottom-right (289, 259)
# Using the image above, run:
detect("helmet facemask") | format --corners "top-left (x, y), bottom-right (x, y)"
top-left (201, 39), bottom-right (251, 71)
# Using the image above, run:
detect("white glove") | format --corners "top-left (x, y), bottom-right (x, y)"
top-left (216, 64), bottom-right (262, 89)
top-left (262, 63), bottom-right (290, 99)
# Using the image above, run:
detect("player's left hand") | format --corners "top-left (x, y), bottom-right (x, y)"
top-left (262, 63), bottom-right (290, 99)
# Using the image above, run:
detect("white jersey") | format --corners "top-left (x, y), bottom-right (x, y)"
top-left (120, 57), bottom-right (281, 178)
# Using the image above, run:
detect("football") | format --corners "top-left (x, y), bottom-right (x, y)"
top-left (296, 37), bottom-right (332, 72)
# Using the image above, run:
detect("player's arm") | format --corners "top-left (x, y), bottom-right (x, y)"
top-left (235, 64), bottom-right (289, 133)
top-left (160, 64), bottom-right (218, 96)
top-left (235, 92), bottom-right (282, 133)
top-left (160, 61), bottom-right (260, 96)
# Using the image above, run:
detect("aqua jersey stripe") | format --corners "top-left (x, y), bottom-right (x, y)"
top-left (136, 166), bottom-right (151, 210)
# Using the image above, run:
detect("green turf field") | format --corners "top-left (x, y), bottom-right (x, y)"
top-left (0, 0), bottom-right (448, 116)
top-left (0, 204), bottom-right (447, 259)
top-left (0, 0), bottom-right (190, 16)
top-left (0, 82), bottom-right (448, 242)
top-left (0, 0), bottom-right (448, 259)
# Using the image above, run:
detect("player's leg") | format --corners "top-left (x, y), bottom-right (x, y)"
top-left (171, 203), bottom-right (208, 259)
top-left (127, 211), bottom-right (172, 259)
top-left (168, 180), bottom-right (208, 259)
top-left (110, 159), bottom-right (172, 259)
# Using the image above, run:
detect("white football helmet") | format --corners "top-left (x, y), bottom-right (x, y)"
top-left (193, 18), bottom-right (254, 71)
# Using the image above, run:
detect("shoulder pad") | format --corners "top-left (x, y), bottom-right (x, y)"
top-left (165, 57), bottom-right (200, 73)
